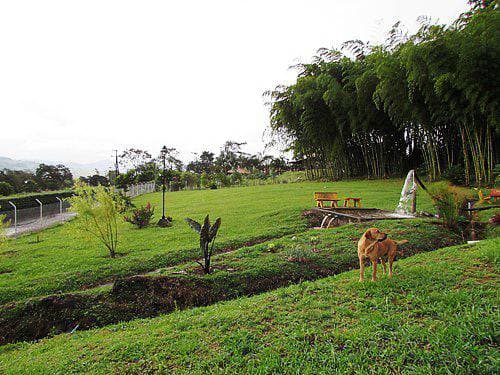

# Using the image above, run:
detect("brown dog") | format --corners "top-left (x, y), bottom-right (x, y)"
top-left (357, 227), bottom-right (408, 282)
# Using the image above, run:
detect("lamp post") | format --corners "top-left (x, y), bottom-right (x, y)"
top-left (157, 145), bottom-right (171, 227)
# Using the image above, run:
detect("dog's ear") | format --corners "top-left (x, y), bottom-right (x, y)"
top-left (365, 230), bottom-right (372, 240)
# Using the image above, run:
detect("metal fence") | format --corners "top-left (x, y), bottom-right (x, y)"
top-left (118, 181), bottom-right (156, 198)
top-left (1, 199), bottom-right (72, 237)
top-left (1, 183), bottom-right (157, 237)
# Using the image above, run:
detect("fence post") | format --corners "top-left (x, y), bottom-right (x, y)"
top-left (8, 201), bottom-right (17, 234)
top-left (35, 199), bottom-right (43, 230)
top-left (55, 197), bottom-right (63, 222)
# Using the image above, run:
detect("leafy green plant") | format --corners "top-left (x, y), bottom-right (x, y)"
top-left (429, 182), bottom-right (470, 229)
top-left (200, 172), bottom-right (209, 188)
top-left (69, 181), bottom-right (124, 258)
top-left (124, 202), bottom-right (154, 229)
top-left (185, 215), bottom-right (221, 274)
top-left (0, 182), bottom-right (14, 197)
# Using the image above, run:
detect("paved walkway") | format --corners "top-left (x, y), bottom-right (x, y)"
top-left (5, 212), bottom-right (77, 237)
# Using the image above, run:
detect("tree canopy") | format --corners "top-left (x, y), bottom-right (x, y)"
top-left (266, 2), bottom-right (499, 185)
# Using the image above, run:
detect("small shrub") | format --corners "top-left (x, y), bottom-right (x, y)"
top-left (428, 182), bottom-right (470, 230)
top-left (0, 182), bottom-right (14, 197)
top-left (230, 172), bottom-right (242, 186)
top-left (185, 215), bottom-right (221, 274)
top-left (124, 202), bottom-right (155, 229)
top-left (200, 172), bottom-right (210, 188)
top-left (69, 181), bottom-right (124, 258)
top-left (215, 172), bottom-right (230, 187)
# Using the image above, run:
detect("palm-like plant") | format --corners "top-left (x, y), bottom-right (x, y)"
top-left (185, 215), bottom-right (221, 274)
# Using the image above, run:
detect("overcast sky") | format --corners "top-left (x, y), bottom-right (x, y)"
top-left (1, 0), bottom-right (469, 165)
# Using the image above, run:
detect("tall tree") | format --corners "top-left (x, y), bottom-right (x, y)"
top-left (35, 164), bottom-right (73, 190)
top-left (266, 2), bottom-right (499, 185)
top-left (119, 148), bottom-right (152, 170)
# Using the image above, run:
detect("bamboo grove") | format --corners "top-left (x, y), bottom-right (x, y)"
top-left (266, 1), bottom-right (499, 185)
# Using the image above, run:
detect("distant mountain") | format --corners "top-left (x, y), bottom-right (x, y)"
top-left (0, 156), bottom-right (113, 177)
top-left (0, 156), bottom-right (40, 172)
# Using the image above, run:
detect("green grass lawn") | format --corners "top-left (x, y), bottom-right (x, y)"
top-left (1, 179), bottom-right (436, 305)
top-left (0, 237), bottom-right (497, 374)
top-left (0, 219), bottom-right (461, 345)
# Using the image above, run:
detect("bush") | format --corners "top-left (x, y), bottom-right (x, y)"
top-left (124, 202), bottom-right (155, 229)
top-left (181, 172), bottom-right (200, 189)
top-left (200, 172), bottom-right (210, 188)
top-left (428, 182), bottom-right (470, 230)
top-left (169, 177), bottom-right (183, 191)
top-left (23, 180), bottom-right (39, 193)
top-left (0, 182), bottom-right (14, 197)
top-left (230, 172), bottom-right (242, 186)
top-left (69, 182), bottom-right (123, 258)
top-left (442, 165), bottom-right (465, 186)
top-left (215, 172), bottom-right (230, 187)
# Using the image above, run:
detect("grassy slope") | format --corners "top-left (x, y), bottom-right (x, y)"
top-left (0, 238), bottom-right (497, 374)
top-left (0, 219), bottom-right (460, 346)
top-left (1, 179), bottom-right (435, 304)
top-left (153, 219), bottom-right (460, 287)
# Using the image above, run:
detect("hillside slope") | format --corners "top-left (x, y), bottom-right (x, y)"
top-left (0, 238), bottom-right (498, 374)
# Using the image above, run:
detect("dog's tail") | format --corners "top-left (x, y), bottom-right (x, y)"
top-left (394, 239), bottom-right (408, 245)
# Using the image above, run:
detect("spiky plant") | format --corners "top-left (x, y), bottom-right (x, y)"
top-left (185, 215), bottom-right (221, 274)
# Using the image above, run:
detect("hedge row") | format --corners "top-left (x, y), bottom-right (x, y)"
top-left (0, 191), bottom-right (73, 211)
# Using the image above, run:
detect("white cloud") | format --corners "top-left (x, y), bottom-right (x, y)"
top-left (0, 0), bottom-right (469, 165)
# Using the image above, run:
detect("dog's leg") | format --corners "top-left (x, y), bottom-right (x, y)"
top-left (381, 258), bottom-right (387, 275)
top-left (359, 257), bottom-right (365, 282)
top-left (388, 256), bottom-right (394, 278)
top-left (371, 260), bottom-right (377, 282)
